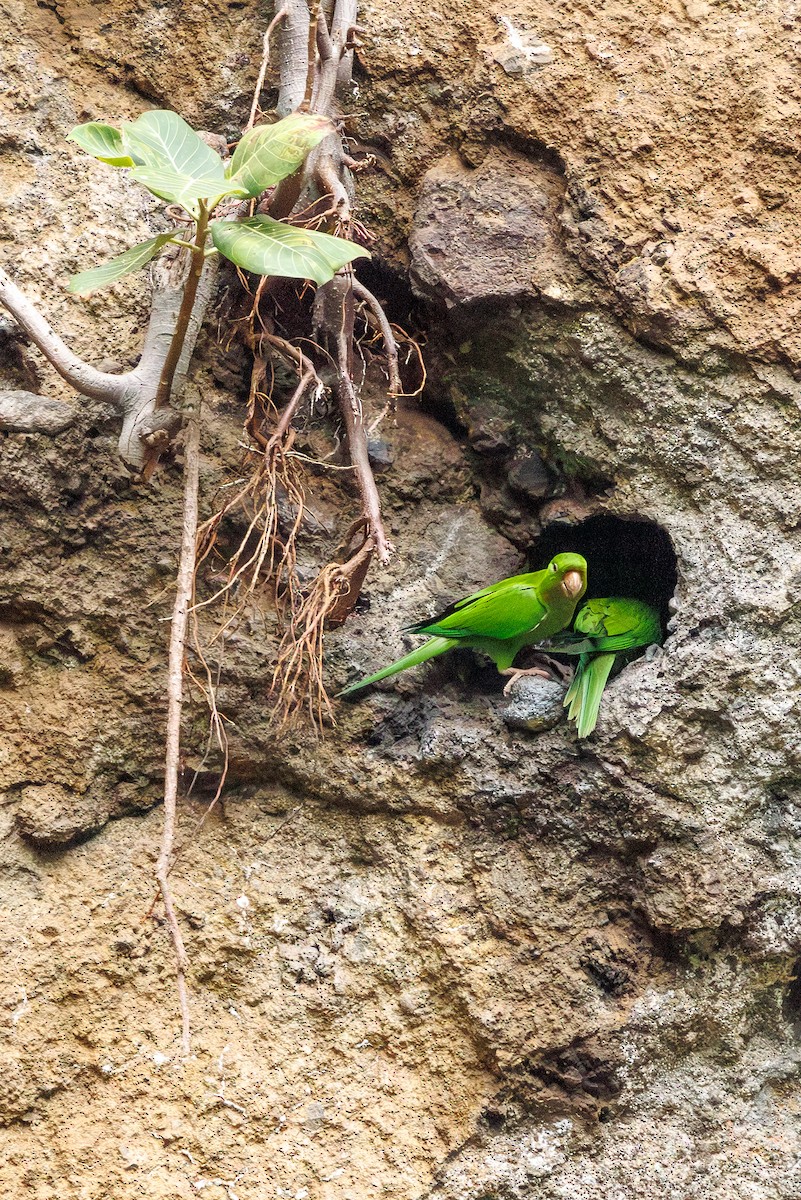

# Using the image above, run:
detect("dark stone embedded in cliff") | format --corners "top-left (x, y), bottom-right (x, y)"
top-left (409, 148), bottom-right (587, 310)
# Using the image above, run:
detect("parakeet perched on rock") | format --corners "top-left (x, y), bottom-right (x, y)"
top-left (338, 552), bottom-right (587, 697)
top-left (544, 596), bottom-right (662, 737)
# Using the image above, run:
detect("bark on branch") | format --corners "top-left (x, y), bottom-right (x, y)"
top-left (276, 0), bottom-right (313, 116)
top-left (0, 244), bottom-right (218, 471)
top-left (0, 267), bottom-right (128, 405)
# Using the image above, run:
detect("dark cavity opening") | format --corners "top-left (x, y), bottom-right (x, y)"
top-left (782, 959), bottom-right (801, 1038)
top-left (355, 260), bottom-right (417, 330)
top-left (530, 514), bottom-right (678, 630)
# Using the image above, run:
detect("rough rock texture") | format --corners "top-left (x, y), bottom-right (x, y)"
top-left (0, 390), bottom-right (75, 433)
top-left (2, 0), bottom-right (801, 1198)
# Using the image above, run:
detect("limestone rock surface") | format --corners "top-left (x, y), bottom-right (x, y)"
top-left (1, 1), bottom-right (801, 1198)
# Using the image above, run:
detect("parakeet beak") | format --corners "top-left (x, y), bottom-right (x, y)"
top-left (562, 570), bottom-right (584, 598)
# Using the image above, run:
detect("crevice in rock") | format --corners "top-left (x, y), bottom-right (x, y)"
top-left (356, 260), bottom-right (470, 439)
top-left (356, 260), bottom-right (417, 331)
top-left (782, 960), bottom-right (801, 1038)
top-left (478, 1035), bottom-right (626, 1131)
top-left (499, 129), bottom-right (569, 181)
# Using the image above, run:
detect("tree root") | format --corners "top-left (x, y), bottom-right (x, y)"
top-left (246, 5), bottom-right (290, 130)
top-left (194, 339), bottom-right (319, 626)
top-left (270, 532), bottom-right (372, 731)
top-left (235, 0), bottom-right (432, 728)
top-left (154, 390), bottom-right (202, 1056)
top-left (352, 278), bottom-right (401, 396)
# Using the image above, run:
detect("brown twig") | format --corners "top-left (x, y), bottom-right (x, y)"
top-left (352, 278), bottom-right (401, 395)
top-left (271, 363), bottom-right (318, 444)
top-left (246, 6), bottom-right (290, 131)
top-left (155, 203), bottom-right (210, 409)
top-left (155, 392), bottom-right (201, 1056)
top-left (326, 277), bottom-right (393, 565)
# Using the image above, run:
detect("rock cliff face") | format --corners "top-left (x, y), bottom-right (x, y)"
top-left (2, 1), bottom-right (801, 1197)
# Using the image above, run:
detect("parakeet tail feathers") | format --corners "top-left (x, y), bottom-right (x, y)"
top-left (567, 652), bottom-right (616, 737)
top-left (338, 636), bottom-right (453, 697)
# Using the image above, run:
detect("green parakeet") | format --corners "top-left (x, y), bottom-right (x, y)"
top-left (544, 596), bottom-right (662, 737)
top-left (338, 552), bottom-right (588, 697)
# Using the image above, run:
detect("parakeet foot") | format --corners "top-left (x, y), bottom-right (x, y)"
top-left (501, 656), bottom-right (573, 695)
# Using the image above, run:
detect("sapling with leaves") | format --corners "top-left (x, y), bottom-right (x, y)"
top-left (0, 108), bottom-right (368, 475)
top-left (68, 109), bottom-right (368, 297)
top-left (0, 101), bottom-right (373, 1054)
top-left (0, 0), bottom-right (412, 1051)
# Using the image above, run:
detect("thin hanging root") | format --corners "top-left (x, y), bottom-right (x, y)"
top-left (143, 604), bottom-right (232, 904)
top-left (270, 566), bottom-right (340, 733)
top-left (403, 333), bottom-right (427, 399)
top-left (270, 536), bottom-right (373, 732)
top-left (155, 399), bottom-right (201, 1057)
top-left (194, 351), bottom-right (318, 622)
top-left (154, 357), bottom-right (313, 897)
top-left (167, 647), bottom-right (230, 871)
top-left (246, 6), bottom-right (290, 131)
top-left (335, 300), bottom-right (393, 567)
top-left (351, 281), bottom-right (426, 405)
top-left (186, 605), bottom-right (231, 809)
top-left (266, 363), bottom-right (319, 446)
top-left (352, 279), bottom-right (401, 396)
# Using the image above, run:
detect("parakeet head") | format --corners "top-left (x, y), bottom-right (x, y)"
top-left (544, 552), bottom-right (588, 603)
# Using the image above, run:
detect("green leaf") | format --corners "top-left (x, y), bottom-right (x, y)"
top-left (121, 110), bottom-right (225, 183)
top-left (209, 216), bottom-right (370, 286)
top-left (67, 122), bottom-right (139, 167)
top-left (68, 232), bottom-right (177, 295)
top-left (228, 113), bottom-right (332, 196)
top-left (129, 166), bottom-right (247, 211)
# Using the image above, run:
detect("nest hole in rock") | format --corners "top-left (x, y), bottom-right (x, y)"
top-left (432, 514), bottom-right (677, 699)
top-left (530, 514), bottom-right (678, 631)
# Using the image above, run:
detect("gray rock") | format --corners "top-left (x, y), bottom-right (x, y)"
top-left (0, 390), bottom-right (74, 435)
top-left (410, 149), bottom-right (585, 309)
top-left (15, 784), bottom-right (110, 847)
top-left (507, 452), bottom-right (551, 501)
top-left (501, 676), bottom-right (566, 732)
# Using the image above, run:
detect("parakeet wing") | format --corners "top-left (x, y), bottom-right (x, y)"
top-left (576, 597), bottom-right (661, 648)
top-left (550, 598), bottom-right (661, 654)
top-left (405, 573), bottom-right (547, 641)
